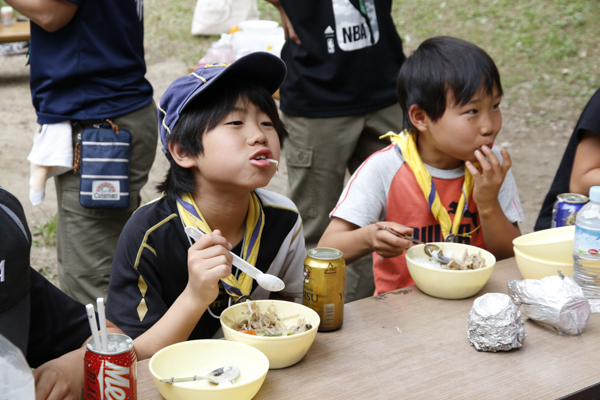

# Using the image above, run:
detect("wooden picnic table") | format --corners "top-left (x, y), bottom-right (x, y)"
top-left (136, 257), bottom-right (600, 399)
top-left (0, 20), bottom-right (30, 44)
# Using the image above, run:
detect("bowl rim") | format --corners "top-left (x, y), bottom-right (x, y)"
top-left (406, 244), bottom-right (496, 274)
top-left (512, 225), bottom-right (575, 247)
top-left (513, 246), bottom-right (573, 266)
top-left (148, 339), bottom-right (269, 390)
top-left (220, 299), bottom-right (320, 341)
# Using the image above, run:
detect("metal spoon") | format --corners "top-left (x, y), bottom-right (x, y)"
top-left (373, 223), bottom-right (452, 264)
top-left (160, 366), bottom-right (240, 384)
top-left (184, 226), bottom-right (285, 292)
top-left (423, 244), bottom-right (452, 264)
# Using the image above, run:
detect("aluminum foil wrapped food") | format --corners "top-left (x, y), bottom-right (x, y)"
top-left (467, 293), bottom-right (526, 352)
top-left (507, 273), bottom-right (591, 336)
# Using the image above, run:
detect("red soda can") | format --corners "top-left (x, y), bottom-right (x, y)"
top-left (84, 333), bottom-right (137, 400)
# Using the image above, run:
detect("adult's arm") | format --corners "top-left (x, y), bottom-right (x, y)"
top-left (263, 0), bottom-right (301, 45)
top-left (33, 321), bottom-right (123, 400)
top-left (570, 130), bottom-right (600, 195)
top-left (5, 0), bottom-right (77, 32)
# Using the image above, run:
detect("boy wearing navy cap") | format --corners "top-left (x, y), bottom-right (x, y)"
top-left (106, 52), bottom-right (306, 359)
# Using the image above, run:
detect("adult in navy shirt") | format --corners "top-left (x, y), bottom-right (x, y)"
top-left (534, 88), bottom-right (600, 230)
top-left (6, 0), bottom-right (158, 305)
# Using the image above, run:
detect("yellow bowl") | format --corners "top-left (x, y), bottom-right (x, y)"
top-left (220, 300), bottom-right (319, 369)
top-left (512, 226), bottom-right (574, 264)
top-left (405, 243), bottom-right (496, 299)
top-left (513, 246), bottom-right (573, 279)
top-left (149, 339), bottom-right (269, 400)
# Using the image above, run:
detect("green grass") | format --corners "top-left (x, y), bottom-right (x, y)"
top-left (4, 0), bottom-right (598, 124)
top-left (141, 0), bottom-right (599, 122)
top-left (32, 214), bottom-right (57, 247)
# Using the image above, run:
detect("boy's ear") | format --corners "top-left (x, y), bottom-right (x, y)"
top-left (408, 104), bottom-right (429, 132)
top-left (168, 142), bottom-right (197, 168)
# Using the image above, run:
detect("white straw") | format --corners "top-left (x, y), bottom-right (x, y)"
top-left (85, 304), bottom-right (101, 352)
top-left (97, 298), bottom-right (108, 353)
top-left (267, 159), bottom-right (279, 167)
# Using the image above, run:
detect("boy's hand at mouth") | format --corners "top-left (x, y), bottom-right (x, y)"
top-left (466, 145), bottom-right (512, 215)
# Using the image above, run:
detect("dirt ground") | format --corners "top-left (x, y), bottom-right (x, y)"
top-left (0, 54), bottom-right (577, 285)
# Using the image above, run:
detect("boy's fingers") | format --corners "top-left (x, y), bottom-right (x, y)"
top-left (500, 148), bottom-right (512, 172)
top-left (465, 161), bottom-right (480, 178)
top-left (191, 232), bottom-right (232, 250)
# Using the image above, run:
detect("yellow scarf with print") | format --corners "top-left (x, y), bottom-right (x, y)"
top-left (381, 130), bottom-right (476, 240)
top-left (176, 191), bottom-right (265, 301)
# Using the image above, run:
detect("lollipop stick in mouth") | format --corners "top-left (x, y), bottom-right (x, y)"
top-left (267, 159), bottom-right (279, 171)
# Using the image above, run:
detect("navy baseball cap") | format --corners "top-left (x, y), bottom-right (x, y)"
top-left (158, 51), bottom-right (287, 153)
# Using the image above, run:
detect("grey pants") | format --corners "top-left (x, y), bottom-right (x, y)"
top-left (283, 103), bottom-right (403, 302)
top-left (54, 100), bottom-right (158, 305)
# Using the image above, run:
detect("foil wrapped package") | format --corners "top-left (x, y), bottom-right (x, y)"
top-left (507, 274), bottom-right (591, 336)
top-left (467, 293), bottom-right (526, 352)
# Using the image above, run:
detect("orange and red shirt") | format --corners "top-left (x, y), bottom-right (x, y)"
top-left (331, 144), bottom-right (524, 295)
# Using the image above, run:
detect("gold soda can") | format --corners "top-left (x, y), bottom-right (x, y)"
top-left (302, 247), bottom-right (345, 331)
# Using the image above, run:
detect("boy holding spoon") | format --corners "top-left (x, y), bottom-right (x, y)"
top-left (106, 53), bottom-right (305, 359)
top-left (319, 37), bottom-right (524, 295)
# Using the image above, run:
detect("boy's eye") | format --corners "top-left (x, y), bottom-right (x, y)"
top-left (465, 109), bottom-right (478, 115)
top-left (261, 121), bottom-right (274, 127)
top-left (227, 121), bottom-right (243, 126)
top-left (492, 103), bottom-right (501, 110)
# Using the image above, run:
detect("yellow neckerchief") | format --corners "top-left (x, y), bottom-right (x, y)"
top-left (381, 130), bottom-right (477, 240)
top-left (176, 191), bottom-right (265, 301)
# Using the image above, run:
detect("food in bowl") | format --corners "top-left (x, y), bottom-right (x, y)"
top-left (220, 300), bottom-right (319, 369)
top-left (415, 249), bottom-right (487, 270)
top-left (226, 300), bottom-right (313, 336)
top-left (405, 243), bottom-right (496, 299)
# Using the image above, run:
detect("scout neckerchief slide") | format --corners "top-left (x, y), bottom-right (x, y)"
top-left (176, 191), bottom-right (265, 301)
top-left (381, 130), bottom-right (480, 241)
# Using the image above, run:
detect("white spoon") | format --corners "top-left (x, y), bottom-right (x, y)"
top-left (184, 226), bottom-right (285, 292)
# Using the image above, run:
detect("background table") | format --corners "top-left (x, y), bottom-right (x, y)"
top-left (137, 258), bottom-right (600, 399)
top-left (0, 21), bottom-right (30, 43)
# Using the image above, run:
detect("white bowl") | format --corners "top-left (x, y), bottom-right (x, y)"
top-left (405, 243), bottom-right (496, 299)
top-left (513, 246), bottom-right (574, 280)
top-left (512, 226), bottom-right (574, 264)
top-left (149, 340), bottom-right (269, 400)
top-left (220, 300), bottom-right (319, 369)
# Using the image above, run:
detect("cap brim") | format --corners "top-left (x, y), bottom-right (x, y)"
top-left (0, 291), bottom-right (30, 356)
top-left (184, 51), bottom-right (286, 113)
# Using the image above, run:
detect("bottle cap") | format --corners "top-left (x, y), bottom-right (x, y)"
top-left (589, 186), bottom-right (600, 202)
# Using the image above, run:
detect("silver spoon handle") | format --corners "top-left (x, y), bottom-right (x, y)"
top-left (374, 223), bottom-right (425, 244)
top-left (160, 375), bottom-right (208, 383)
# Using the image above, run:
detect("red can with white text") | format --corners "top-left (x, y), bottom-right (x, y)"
top-left (84, 333), bottom-right (137, 400)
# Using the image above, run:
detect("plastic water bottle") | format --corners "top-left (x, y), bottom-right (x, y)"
top-left (0, 333), bottom-right (35, 399)
top-left (573, 186), bottom-right (600, 312)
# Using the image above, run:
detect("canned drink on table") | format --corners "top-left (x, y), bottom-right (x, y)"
top-left (552, 193), bottom-right (589, 228)
top-left (302, 247), bottom-right (345, 331)
top-left (84, 333), bottom-right (137, 400)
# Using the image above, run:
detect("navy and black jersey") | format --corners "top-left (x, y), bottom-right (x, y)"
top-left (106, 189), bottom-right (305, 340)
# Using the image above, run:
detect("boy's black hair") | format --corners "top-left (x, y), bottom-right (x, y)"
top-left (397, 36), bottom-right (503, 132)
top-left (157, 79), bottom-right (288, 200)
